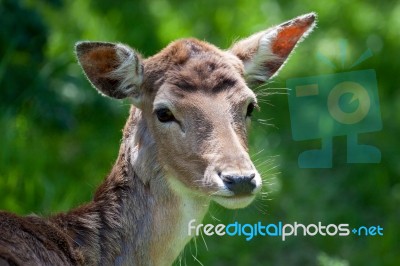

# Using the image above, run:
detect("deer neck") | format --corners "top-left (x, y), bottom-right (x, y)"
top-left (60, 107), bottom-right (210, 265)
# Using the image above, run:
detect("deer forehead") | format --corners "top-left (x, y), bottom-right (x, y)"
top-left (144, 38), bottom-right (247, 95)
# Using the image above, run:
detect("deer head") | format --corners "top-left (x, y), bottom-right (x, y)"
top-left (75, 13), bottom-right (316, 210)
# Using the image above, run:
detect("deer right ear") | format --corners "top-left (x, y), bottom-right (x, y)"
top-left (75, 41), bottom-right (144, 106)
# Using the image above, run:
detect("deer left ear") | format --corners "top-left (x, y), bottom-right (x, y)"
top-left (229, 13), bottom-right (317, 86)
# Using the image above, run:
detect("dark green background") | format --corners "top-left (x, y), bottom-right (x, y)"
top-left (1, 0), bottom-right (398, 265)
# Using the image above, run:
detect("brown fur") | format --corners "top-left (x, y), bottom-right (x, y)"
top-left (0, 13), bottom-right (316, 266)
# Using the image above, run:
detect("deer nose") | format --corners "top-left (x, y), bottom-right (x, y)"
top-left (220, 173), bottom-right (257, 195)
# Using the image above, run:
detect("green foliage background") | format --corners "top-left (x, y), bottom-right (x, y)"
top-left (0, 0), bottom-right (399, 265)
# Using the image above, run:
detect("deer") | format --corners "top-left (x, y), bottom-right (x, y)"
top-left (0, 13), bottom-right (316, 266)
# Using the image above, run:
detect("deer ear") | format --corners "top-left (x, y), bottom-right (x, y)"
top-left (229, 13), bottom-right (317, 86)
top-left (75, 41), bottom-right (144, 106)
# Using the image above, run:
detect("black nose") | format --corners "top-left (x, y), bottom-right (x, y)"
top-left (221, 173), bottom-right (256, 195)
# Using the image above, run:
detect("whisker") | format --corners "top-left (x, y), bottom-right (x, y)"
top-left (192, 255), bottom-right (204, 266)
top-left (199, 229), bottom-right (208, 251)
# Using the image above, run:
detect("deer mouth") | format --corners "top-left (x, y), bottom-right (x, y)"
top-left (211, 194), bottom-right (257, 209)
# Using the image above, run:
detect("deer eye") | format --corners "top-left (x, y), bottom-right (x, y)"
top-left (155, 108), bottom-right (175, 123)
top-left (246, 102), bottom-right (256, 117)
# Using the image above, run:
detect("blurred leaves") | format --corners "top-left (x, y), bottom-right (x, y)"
top-left (0, 0), bottom-right (399, 265)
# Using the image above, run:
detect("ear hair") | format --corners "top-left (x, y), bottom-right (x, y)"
top-left (242, 30), bottom-right (283, 83)
top-left (107, 44), bottom-right (143, 100)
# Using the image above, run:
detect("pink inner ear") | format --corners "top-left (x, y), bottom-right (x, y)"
top-left (82, 47), bottom-right (118, 78)
top-left (272, 16), bottom-right (315, 58)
